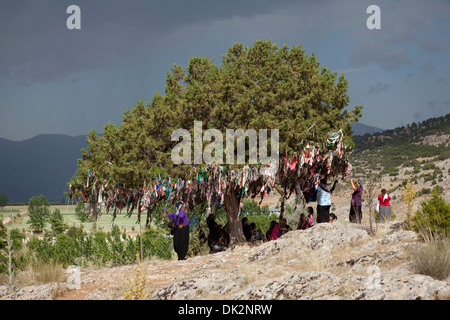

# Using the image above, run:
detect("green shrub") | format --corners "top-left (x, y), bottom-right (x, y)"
top-left (410, 187), bottom-right (450, 239)
top-left (141, 227), bottom-right (172, 260)
top-left (50, 208), bottom-right (65, 235)
top-left (241, 200), bottom-right (270, 216)
top-left (74, 201), bottom-right (90, 223)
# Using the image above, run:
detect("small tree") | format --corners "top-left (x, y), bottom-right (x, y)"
top-left (27, 195), bottom-right (50, 232)
top-left (74, 201), bottom-right (90, 223)
top-left (401, 178), bottom-right (418, 225)
top-left (0, 193), bottom-right (8, 208)
top-left (0, 219), bottom-right (7, 273)
top-left (363, 175), bottom-right (378, 235)
top-left (410, 187), bottom-right (450, 239)
top-left (50, 208), bottom-right (65, 235)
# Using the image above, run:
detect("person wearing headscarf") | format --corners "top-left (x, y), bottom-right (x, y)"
top-left (349, 178), bottom-right (363, 223)
top-left (377, 188), bottom-right (391, 223)
top-left (168, 201), bottom-right (190, 260)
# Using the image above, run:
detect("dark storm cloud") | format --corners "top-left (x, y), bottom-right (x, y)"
top-left (0, 0), bottom-right (300, 84)
top-left (420, 60), bottom-right (434, 76)
top-left (367, 82), bottom-right (390, 95)
top-left (348, 0), bottom-right (450, 71)
top-left (349, 41), bottom-right (413, 71)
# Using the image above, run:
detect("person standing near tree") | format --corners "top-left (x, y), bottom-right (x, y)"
top-left (316, 178), bottom-right (338, 223)
top-left (377, 188), bottom-right (391, 223)
top-left (168, 201), bottom-right (190, 260)
top-left (349, 178), bottom-right (363, 223)
top-left (242, 217), bottom-right (252, 242)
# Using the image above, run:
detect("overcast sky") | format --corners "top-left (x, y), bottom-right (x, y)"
top-left (1, 0), bottom-right (449, 141)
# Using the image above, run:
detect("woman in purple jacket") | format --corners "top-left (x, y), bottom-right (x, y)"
top-left (349, 178), bottom-right (363, 223)
top-left (168, 201), bottom-right (190, 260)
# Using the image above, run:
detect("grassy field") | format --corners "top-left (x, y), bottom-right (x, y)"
top-left (0, 204), bottom-right (152, 236)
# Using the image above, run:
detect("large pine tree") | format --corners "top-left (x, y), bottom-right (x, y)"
top-left (68, 40), bottom-right (362, 244)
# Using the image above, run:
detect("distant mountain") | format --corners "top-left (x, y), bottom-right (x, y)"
top-left (0, 134), bottom-right (87, 202)
top-left (351, 122), bottom-right (383, 136)
top-left (351, 113), bottom-right (450, 177)
top-left (353, 113), bottom-right (450, 152)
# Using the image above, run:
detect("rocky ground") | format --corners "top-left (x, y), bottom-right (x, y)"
top-left (1, 218), bottom-right (449, 300)
top-left (1, 158), bottom-right (448, 301)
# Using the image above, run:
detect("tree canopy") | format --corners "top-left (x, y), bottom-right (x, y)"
top-left (27, 195), bottom-right (50, 232)
top-left (68, 40), bottom-right (362, 243)
top-left (0, 194), bottom-right (8, 208)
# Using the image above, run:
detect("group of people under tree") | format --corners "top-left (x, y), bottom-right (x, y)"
top-left (168, 177), bottom-right (392, 260)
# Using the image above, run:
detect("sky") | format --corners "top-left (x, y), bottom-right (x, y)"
top-left (1, 0), bottom-right (449, 141)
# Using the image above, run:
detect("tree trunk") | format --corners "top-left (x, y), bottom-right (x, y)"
top-left (279, 197), bottom-right (285, 222)
top-left (224, 184), bottom-right (246, 245)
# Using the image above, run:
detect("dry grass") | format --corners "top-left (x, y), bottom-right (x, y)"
top-left (238, 264), bottom-right (259, 286)
top-left (303, 252), bottom-right (331, 272)
top-left (406, 238), bottom-right (450, 281)
top-left (16, 260), bottom-right (65, 286)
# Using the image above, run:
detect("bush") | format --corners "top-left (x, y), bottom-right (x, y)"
top-left (241, 200), bottom-right (270, 216)
top-left (74, 201), bottom-right (90, 223)
top-left (26, 225), bottom-right (173, 268)
top-left (141, 227), bottom-right (173, 260)
top-left (409, 187), bottom-right (450, 239)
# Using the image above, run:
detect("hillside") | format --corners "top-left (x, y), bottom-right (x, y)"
top-left (1, 221), bottom-right (448, 301)
top-left (350, 113), bottom-right (450, 199)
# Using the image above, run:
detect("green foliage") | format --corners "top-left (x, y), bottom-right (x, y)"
top-left (26, 225), bottom-right (172, 267)
top-left (69, 40), bottom-right (361, 242)
top-left (0, 194), bottom-right (8, 208)
top-left (141, 228), bottom-right (173, 260)
top-left (0, 227), bottom-right (28, 274)
top-left (74, 201), bottom-right (90, 223)
top-left (27, 195), bottom-right (50, 232)
top-left (0, 219), bottom-right (7, 273)
top-left (410, 187), bottom-right (450, 238)
top-left (241, 200), bottom-right (270, 216)
top-left (241, 213), bottom-right (280, 236)
top-left (49, 208), bottom-right (65, 235)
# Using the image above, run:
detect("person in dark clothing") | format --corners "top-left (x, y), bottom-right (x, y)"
top-left (168, 201), bottom-right (189, 260)
top-left (298, 213), bottom-right (309, 230)
top-left (278, 218), bottom-right (292, 237)
top-left (242, 217), bottom-right (252, 242)
top-left (250, 222), bottom-right (265, 242)
top-left (207, 213), bottom-right (228, 253)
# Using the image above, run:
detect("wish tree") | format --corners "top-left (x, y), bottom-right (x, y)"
top-left (68, 40), bottom-right (362, 244)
